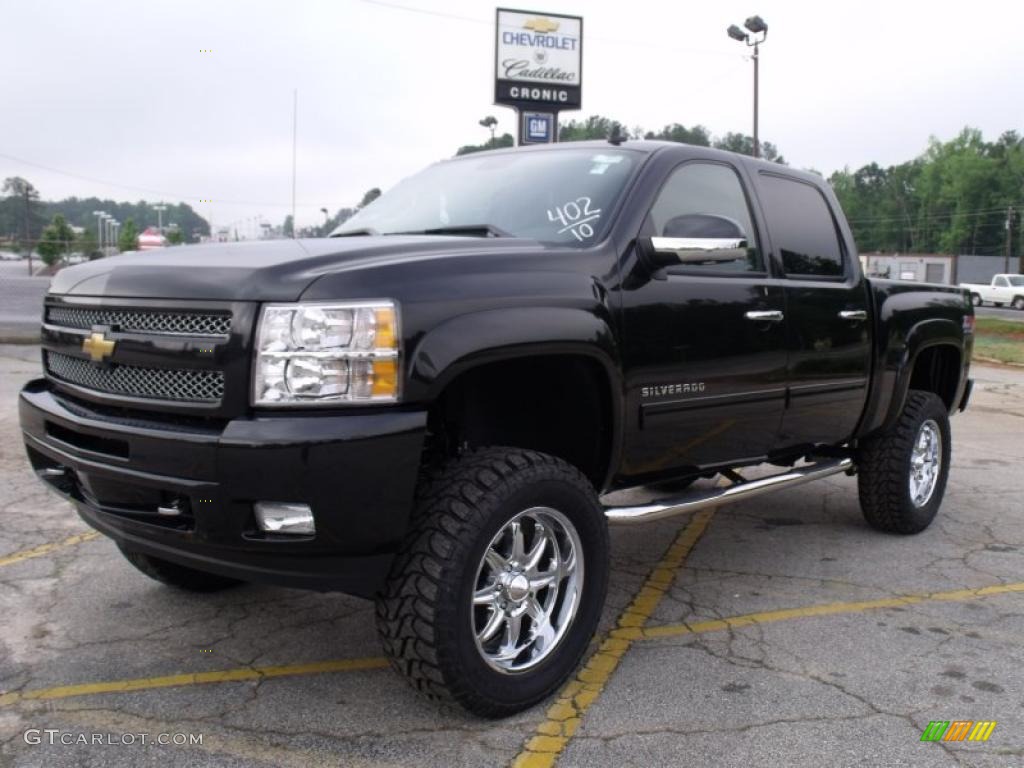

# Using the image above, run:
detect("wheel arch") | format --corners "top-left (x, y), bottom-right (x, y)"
top-left (408, 307), bottom-right (623, 491)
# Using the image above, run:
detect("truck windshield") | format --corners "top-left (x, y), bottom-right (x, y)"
top-left (1008, 276), bottom-right (1024, 286)
top-left (331, 148), bottom-right (640, 246)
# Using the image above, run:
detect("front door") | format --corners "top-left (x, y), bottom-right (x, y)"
top-left (617, 160), bottom-right (788, 482)
top-left (753, 172), bottom-right (872, 449)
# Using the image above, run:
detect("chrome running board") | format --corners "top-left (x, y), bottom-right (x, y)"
top-left (604, 457), bottom-right (854, 525)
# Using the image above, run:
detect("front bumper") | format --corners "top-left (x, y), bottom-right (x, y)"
top-left (19, 379), bottom-right (427, 596)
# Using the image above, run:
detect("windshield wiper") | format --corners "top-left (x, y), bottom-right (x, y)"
top-left (397, 224), bottom-right (512, 238)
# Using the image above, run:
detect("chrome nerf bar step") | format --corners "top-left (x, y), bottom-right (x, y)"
top-left (604, 457), bottom-right (854, 525)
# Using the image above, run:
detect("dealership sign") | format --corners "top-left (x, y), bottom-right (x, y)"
top-left (494, 8), bottom-right (582, 110)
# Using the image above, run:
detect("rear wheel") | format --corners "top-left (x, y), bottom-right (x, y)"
top-left (856, 390), bottom-right (951, 534)
top-left (970, 293), bottom-right (982, 307)
top-left (1012, 296), bottom-right (1024, 311)
top-left (118, 547), bottom-right (243, 592)
top-left (375, 447), bottom-right (609, 717)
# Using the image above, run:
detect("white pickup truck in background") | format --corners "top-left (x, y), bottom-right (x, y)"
top-left (960, 274), bottom-right (1024, 309)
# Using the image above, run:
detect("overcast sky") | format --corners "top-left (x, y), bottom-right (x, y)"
top-left (2, 0), bottom-right (1021, 232)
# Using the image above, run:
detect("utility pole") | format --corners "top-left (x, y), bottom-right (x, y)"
top-left (1006, 205), bottom-right (1015, 274)
top-left (153, 203), bottom-right (167, 233)
top-left (291, 89), bottom-right (298, 239)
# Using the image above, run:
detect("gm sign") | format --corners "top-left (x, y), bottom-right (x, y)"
top-left (495, 8), bottom-right (582, 110)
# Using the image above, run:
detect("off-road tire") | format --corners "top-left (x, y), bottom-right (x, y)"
top-left (857, 390), bottom-right (951, 534)
top-left (118, 547), bottom-right (244, 592)
top-left (375, 447), bottom-right (609, 717)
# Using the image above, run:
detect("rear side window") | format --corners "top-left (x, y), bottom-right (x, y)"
top-left (759, 174), bottom-right (845, 277)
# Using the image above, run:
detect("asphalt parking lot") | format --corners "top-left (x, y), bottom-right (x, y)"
top-left (1, 344), bottom-right (1022, 767)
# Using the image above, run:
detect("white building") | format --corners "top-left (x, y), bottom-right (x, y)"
top-left (859, 253), bottom-right (954, 284)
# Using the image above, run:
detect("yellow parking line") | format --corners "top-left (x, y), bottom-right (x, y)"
top-left (0, 656), bottom-right (388, 708)
top-left (0, 530), bottom-right (100, 568)
top-left (511, 507), bottom-right (717, 768)
top-left (640, 580), bottom-right (1024, 640)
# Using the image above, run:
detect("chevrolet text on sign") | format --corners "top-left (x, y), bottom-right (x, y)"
top-left (494, 8), bottom-right (583, 108)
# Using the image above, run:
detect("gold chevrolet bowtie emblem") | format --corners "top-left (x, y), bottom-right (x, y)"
top-left (82, 331), bottom-right (115, 362)
top-left (523, 17), bottom-right (559, 33)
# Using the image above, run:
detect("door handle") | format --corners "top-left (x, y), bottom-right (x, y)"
top-left (744, 310), bottom-right (784, 323)
top-left (839, 310), bottom-right (868, 321)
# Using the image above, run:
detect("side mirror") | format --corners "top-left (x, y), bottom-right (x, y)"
top-left (638, 214), bottom-right (749, 268)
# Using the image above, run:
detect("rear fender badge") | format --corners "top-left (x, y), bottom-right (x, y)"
top-left (641, 382), bottom-right (706, 398)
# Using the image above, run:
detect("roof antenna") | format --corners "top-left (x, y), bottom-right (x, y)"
top-left (607, 123), bottom-right (627, 146)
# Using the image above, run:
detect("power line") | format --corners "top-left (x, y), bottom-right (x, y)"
top-left (846, 204), bottom-right (1024, 225)
top-left (0, 151), bottom-right (325, 209)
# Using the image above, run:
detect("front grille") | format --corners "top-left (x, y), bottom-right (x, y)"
top-left (46, 352), bottom-right (225, 404)
top-left (46, 306), bottom-right (231, 337)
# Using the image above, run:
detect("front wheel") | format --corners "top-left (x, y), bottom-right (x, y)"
top-left (856, 390), bottom-right (951, 534)
top-left (375, 447), bottom-right (609, 717)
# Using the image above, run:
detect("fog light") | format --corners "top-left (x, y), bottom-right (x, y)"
top-left (254, 502), bottom-right (315, 534)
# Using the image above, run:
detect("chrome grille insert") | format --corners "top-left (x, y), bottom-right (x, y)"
top-left (45, 352), bottom-right (224, 404)
top-left (46, 307), bottom-right (231, 337)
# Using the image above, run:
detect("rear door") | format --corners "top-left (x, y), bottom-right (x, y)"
top-left (754, 172), bottom-right (872, 449)
top-left (617, 160), bottom-right (787, 480)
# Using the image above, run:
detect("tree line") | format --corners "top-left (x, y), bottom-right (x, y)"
top-left (829, 128), bottom-right (1022, 256)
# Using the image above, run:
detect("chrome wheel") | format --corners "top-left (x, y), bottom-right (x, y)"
top-left (472, 506), bottom-right (584, 674)
top-left (909, 419), bottom-right (942, 507)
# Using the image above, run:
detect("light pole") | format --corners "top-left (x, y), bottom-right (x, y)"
top-left (153, 203), bottom-right (167, 233)
top-left (92, 210), bottom-right (106, 255)
top-left (479, 116), bottom-right (498, 146)
top-left (727, 15), bottom-right (768, 159)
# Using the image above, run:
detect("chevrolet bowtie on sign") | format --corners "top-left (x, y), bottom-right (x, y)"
top-left (494, 7), bottom-right (582, 109)
top-left (82, 331), bottom-right (116, 362)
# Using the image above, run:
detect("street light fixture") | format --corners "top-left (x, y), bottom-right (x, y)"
top-left (92, 210), bottom-right (106, 255)
top-left (153, 203), bottom-right (167, 233)
top-left (726, 14), bottom-right (769, 158)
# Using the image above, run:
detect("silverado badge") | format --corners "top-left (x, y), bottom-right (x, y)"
top-left (82, 331), bottom-right (116, 362)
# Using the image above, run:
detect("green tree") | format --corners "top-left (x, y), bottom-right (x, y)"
top-left (359, 188), bottom-right (382, 208)
top-left (118, 217), bottom-right (138, 252)
top-left (559, 115), bottom-right (628, 142)
top-left (165, 228), bottom-right (184, 245)
top-left (712, 133), bottom-right (785, 164)
top-left (283, 214), bottom-right (294, 238)
top-left (75, 226), bottom-right (100, 259)
top-left (644, 123), bottom-right (712, 146)
top-left (456, 132), bottom-right (514, 155)
top-left (36, 213), bottom-right (75, 267)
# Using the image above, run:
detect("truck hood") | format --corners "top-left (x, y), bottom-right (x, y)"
top-left (48, 236), bottom-right (541, 302)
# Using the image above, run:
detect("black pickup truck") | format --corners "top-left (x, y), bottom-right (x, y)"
top-left (19, 140), bottom-right (973, 716)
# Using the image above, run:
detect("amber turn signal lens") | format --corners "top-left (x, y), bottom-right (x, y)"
top-left (375, 308), bottom-right (398, 350)
top-left (371, 359), bottom-right (398, 397)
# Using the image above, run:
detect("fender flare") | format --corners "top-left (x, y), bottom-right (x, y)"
top-left (406, 306), bottom-right (624, 488)
top-left (881, 317), bottom-right (964, 430)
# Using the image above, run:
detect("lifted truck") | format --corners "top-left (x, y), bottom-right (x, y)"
top-left (20, 140), bottom-right (974, 716)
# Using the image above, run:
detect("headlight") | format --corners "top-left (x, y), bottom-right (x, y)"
top-left (253, 301), bottom-right (400, 406)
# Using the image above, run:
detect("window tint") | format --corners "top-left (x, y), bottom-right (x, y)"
top-left (648, 163), bottom-right (762, 272)
top-left (759, 174), bottom-right (845, 277)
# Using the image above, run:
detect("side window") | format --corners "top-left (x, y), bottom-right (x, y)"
top-left (758, 174), bottom-right (845, 278)
top-left (995, 276), bottom-right (1009, 287)
top-left (647, 163), bottom-right (762, 273)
